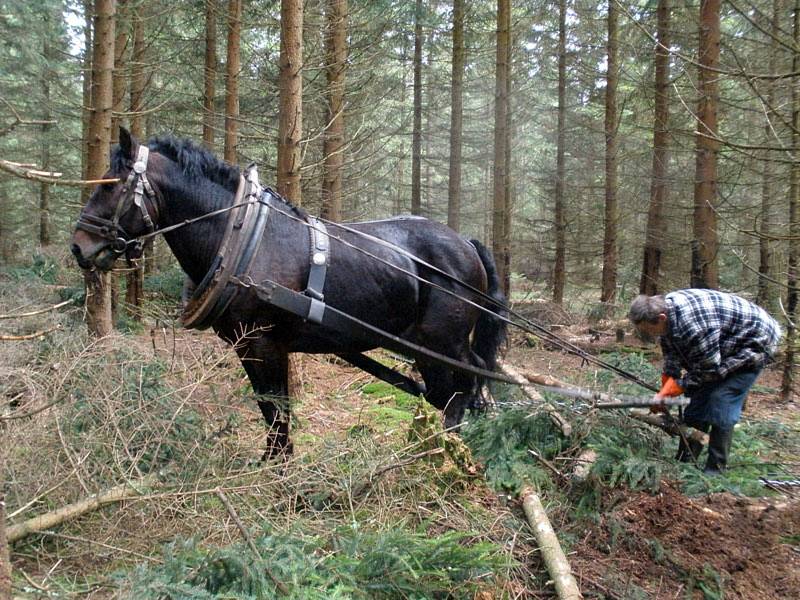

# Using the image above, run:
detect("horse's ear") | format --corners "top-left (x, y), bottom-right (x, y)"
top-left (119, 126), bottom-right (136, 160)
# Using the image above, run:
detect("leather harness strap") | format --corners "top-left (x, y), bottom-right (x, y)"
top-left (304, 215), bottom-right (329, 324)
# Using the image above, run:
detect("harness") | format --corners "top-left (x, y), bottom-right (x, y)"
top-left (77, 154), bottom-right (659, 394)
top-left (75, 145), bottom-right (158, 258)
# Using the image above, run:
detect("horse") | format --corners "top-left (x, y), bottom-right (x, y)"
top-left (71, 128), bottom-right (507, 457)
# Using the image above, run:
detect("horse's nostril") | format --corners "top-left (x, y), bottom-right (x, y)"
top-left (70, 243), bottom-right (82, 258)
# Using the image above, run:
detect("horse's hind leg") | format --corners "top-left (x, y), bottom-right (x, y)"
top-left (237, 341), bottom-right (293, 459)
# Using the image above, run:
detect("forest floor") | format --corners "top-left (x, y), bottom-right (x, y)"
top-left (3, 260), bottom-right (800, 599)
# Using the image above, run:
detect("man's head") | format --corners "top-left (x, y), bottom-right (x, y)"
top-left (628, 294), bottom-right (668, 341)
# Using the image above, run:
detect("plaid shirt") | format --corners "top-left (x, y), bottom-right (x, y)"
top-left (660, 289), bottom-right (782, 391)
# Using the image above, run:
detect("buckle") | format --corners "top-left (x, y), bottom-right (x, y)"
top-left (111, 237), bottom-right (128, 252)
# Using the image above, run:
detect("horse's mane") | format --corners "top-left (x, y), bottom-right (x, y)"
top-left (110, 135), bottom-right (305, 217)
top-left (111, 135), bottom-right (240, 192)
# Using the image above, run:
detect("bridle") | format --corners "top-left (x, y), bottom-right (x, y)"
top-left (74, 145), bottom-right (159, 259)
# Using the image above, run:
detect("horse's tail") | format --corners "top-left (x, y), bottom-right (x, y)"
top-left (469, 239), bottom-right (507, 372)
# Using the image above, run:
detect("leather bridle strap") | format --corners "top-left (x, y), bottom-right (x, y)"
top-left (74, 145), bottom-right (158, 252)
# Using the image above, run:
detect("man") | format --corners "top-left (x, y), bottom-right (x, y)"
top-left (628, 290), bottom-right (781, 475)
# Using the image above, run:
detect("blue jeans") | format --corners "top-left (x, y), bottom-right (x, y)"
top-left (684, 368), bottom-right (761, 430)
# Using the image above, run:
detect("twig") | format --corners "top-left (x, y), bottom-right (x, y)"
top-left (215, 488), bottom-right (289, 595)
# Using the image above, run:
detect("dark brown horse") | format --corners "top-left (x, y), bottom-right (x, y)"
top-left (71, 129), bottom-right (506, 456)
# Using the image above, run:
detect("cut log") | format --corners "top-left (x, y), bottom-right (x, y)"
top-left (521, 488), bottom-right (582, 599)
top-left (6, 474), bottom-right (157, 544)
top-left (571, 449), bottom-right (597, 482)
top-left (498, 361), bottom-right (572, 436)
top-left (520, 369), bottom-right (570, 389)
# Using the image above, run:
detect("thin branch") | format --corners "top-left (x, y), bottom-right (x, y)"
top-left (0, 159), bottom-right (119, 187)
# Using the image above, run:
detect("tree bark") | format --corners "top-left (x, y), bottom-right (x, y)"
top-left (39, 17), bottom-right (52, 247)
top-left (84, 0), bottom-right (116, 337)
top-left (691, 0), bottom-right (721, 289)
top-left (203, 0), bottom-right (218, 150)
top-left (781, 0), bottom-right (799, 402)
top-left (321, 0), bottom-right (347, 222)
top-left (125, 0), bottom-right (147, 319)
top-left (224, 0), bottom-right (241, 164)
top-left (110, 0), bottom-right (129, 142)
top-left (600, 1), bottom-right (618, 307)
top-left (446, 0), bottom-right (464, 232)
top-left (129, 1), bottom-right (146, 139)
top-left (80, 0), bottom-right (94, 205)
top-left (552, 0), bottom-right (567, 304)
top-left (640, 0), bottom-right (671, 296)
top-left (493, 0), bottom-right (510, 294)
top-left (411, 0), bottom-right (423, 216)
top-left (277, 0), bottom-right (303, 202)
top-left (757, 0), bottom-right (783, 311)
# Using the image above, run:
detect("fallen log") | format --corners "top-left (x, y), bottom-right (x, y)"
top-left (498, 361), bottom-right (572, 436)
top-left (521, 488), bottom-right (582, 600)
top-left (7, 474), bottom-right (158, 544)
top-left (571, 449), bottom-right (597, 482)
top-left (628, 410), bottom-right (709, 446)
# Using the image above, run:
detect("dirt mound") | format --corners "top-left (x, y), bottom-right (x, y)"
top-left (574, 482), bottom-right (800, 598)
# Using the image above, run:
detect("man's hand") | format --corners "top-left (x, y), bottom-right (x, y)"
top-left (651, 376), bottom-right (684, 414)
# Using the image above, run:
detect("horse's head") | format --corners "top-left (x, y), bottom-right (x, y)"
top-left (71, 127), bottom-right (161, 271)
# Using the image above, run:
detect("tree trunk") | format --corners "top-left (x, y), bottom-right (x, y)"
top-left (600, 1), bottom-right (618, 307)
top-left (757, 0), bottom-right (783, 311)
top-left (111, 0), bottom-right (128, 142)
top-left (446, 0), bottom-right (464, 232)
top-left (411, 0), bottom-right (423, 216)
top-left (81, 0), bottom-right (94, 205)
top-left (125, 0), bottom-right (147, 319)
top-left (503, 25), bottom-right (513, 295)
top-left (129, 1), bottom-right (146, 139)
top-left (39, 20), bottom-right (52, 247)
top-left (691, 0), bottom-right (721, 289)
top-left (781, 0), bottom-right (799, 402)
top-left (277, 0), bottom-right (303, 202)
top-left (203, 0), bottom-right (218, 150)
top-left (321, 0), bottom-right (347, 222)
top-left (640, 0), bottom-right (671, 296)
top-left (84, 0), bottom-right (116, 337)
top-left (224, 0), bottom-right (241, 164)
top-left (552, 0), bottom-right (567, 305)
top-left (492, 0), bottom-right (510, 294)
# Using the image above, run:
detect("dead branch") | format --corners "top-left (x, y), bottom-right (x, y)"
top-left (0, 300), bottom-right (73, 320)
top-left (0, 326), bottom-right (60, 341)
top-left (520, 488), bottom-right (582, 600)
top-left (215, 488), bottom-right (288, 595)
top-left (6, 474), bottom-right (158, 544)
top-left (0, 159), bottom-right (119, 187)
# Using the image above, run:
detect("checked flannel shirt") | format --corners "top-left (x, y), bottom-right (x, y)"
top-left (660, 289), bottom-right (782, 392)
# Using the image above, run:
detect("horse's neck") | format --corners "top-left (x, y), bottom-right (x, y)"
top-left (158, 176), bottom-right (235, 285)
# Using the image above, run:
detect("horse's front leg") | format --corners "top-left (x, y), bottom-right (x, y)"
top-left (237, 341), bottom-right (293, 459)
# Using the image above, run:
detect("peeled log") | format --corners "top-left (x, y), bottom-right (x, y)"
top-left (498, 361), bottom-right (572, 436)
top-left (521, 487), bottom-right (582, 600)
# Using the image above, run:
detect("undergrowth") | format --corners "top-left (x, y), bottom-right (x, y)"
top-left (127, 527), bottom-right (511, 599)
